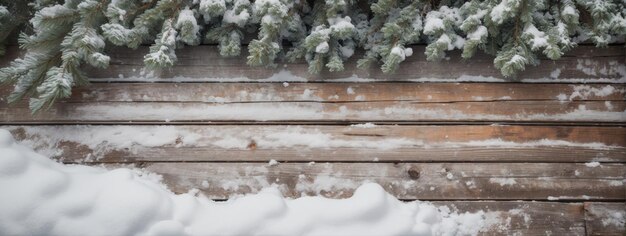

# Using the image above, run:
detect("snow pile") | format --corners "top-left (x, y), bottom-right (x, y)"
top-left (0, 129), bottom-right (488, 235)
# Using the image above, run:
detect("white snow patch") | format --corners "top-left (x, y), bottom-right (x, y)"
top-left (547, 196), bottom-right (559, 201)
top-left (550, 68), bottom-right (561, 79)
top-left (315, 42), bottom-right (329, 54)
top-left (585, 161), bottom-right (601, 167)
top-left (489, 178), bottom-right (517, 186)
top-left (346, 86), bottom-right (355, 94)
top-left (350, 123), bottom-right (377, 128)
top-left (601, 211), bottom-right (625, 228)
top-left (562, 85), bottom-right (620, 101)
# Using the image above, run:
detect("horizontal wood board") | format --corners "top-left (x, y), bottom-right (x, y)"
top-left (2, 45), bottom-right (625, 83)
top-left (6, 125), bottom-right (626, 163)
top-left (98, 162), bottom-right (625, 201)
top-left (1, 83), bottom-right (624, 124)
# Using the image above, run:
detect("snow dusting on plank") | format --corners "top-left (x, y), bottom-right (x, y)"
top-left (25, 101), bottom-right (626, 122)
top-left (88, 59), bottom-right (626, 83)
top-left (0, 129), bottom-right (490, 236)
top-left (585, 161), bottom-right (601, 167)
top-left (488, 178), bottom-right (517, 186)
top-left (6, 126), bottom-right (622, 161)
top-left (556, 85), bottom-right (624, 101)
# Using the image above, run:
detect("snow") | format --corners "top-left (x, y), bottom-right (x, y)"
top-left (510, 55), bottom-right (527, 64)
top-left (423, 18), bottom-right (444, 34)
top-left (550, 68), bottom-right (562, 79)
top-left (602, 211), bottom-right (625, 228)
top-left (328, 16), bottom-right (355, 32)
top-left (488, 178), bottom-right (517, 186)
top-left (351, 123), bottom-right (377, 128)
top-left (268, 159), bottom-right (279, 166)
top-left (490, 0), bottom-right (512, 25)
top-left (8, 125), bottom-right (623, 161)
top-left (467, 26), bottom-right (488, 40)
top-left (585, 161), bottom-right (601, 168)
top-left (561, 6), bottom-right (576, 17)
top-left (340, 46), bottom-right (355, 58)
top-left (390, 47), bottom-right (407, 61)
top-left (0, 129), bottom-right (488, 235)
top-left (176, 9), bottom-right (199, 35)
top-left (575, 59), bottom-right (626, 79)
top-left (404, 48), bottom-right (413, 57)
top-left (556, 85), bottom-right (620, 102)
top-left (523, 24), bottom-right (548, 50)
top-left (346, 86), bottom-right (355, 94)
top-left (223, 8), bottom-right (250, 27)
top-left (315, 42), bottom-right (329, 54)
top-left (91, 64), bottom-right (626, 83)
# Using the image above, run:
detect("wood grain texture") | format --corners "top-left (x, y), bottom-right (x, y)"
top-left (1, 45), bottom-right (624, 83)
top-left (7, 125), bottom-right (626, 163)
top-left (3, 83), bottom-right (624, 103)
top-left (437, 201), bottom-right (585, 235)
top-left (2, 100), bottom-right (624, 124)
top-left (584, 202), bottom-right (626, 236)
top-left (81, 45), bottom-right (626, 82)
top-left (3, 82), bottom-right (624, 124)
top-left (105, 162), bottom-right (626, 200)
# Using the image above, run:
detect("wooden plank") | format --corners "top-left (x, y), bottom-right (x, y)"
top-left (584, 202), bottom-right (626, 236)
top-left (3, 83), bottom-right (624, 103)
top-left (2, 100), bottom-right (624, 123)
top-left (7, 125), bottom-right (626, 163)
top-left (78, 45), bottom-right (626, 83)
top-left (110, 162), bottom-right (625, 200)
top-left (436, 201), bottom-right (585, 235)
top-left (1, 45), bottom-right (623, 83)
top-left (3, 82), bottom-right (624, 124)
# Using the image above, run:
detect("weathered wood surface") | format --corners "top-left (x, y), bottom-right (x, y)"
top-left (87, 45), bottom-right (626, 82)
top-left (584, 202), bottom-right (626, 236)
top-left (438, 201), bottom-right (586, 235)
top-left (1, 45), bottom-right (624, 83)
top-left (2, 100), bottom-right (624, 124)
top-left (7, 125), bottom-right (626, 163)
top-left (3, 82), bottom-right (624, 124)
top-left (2, 44), bottom-right (625, 234)
top-left (105, 162), bottom-right (626, 200)
top-left (4, 83), bottom-right (625, 103)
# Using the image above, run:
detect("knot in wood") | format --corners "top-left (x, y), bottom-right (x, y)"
top-left (407, 167), bottom-right (420, 180)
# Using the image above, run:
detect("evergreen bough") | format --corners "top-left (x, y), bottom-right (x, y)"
top-left (1, 0), bottom-right (625, 112)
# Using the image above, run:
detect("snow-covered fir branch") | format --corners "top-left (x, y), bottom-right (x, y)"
top-left (0, 0), bottom-right (625, 112)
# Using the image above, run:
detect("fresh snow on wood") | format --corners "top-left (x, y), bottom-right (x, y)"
top-left (0, 129), bottom-right (489, 236)
top-left (6, 125), bottom-right (621, 161)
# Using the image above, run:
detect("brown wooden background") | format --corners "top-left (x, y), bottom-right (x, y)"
top-left (1, 45), bottom-right (625, 235)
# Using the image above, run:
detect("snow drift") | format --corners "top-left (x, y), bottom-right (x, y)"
top-left (0, 129), bottom-right (486, 236)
